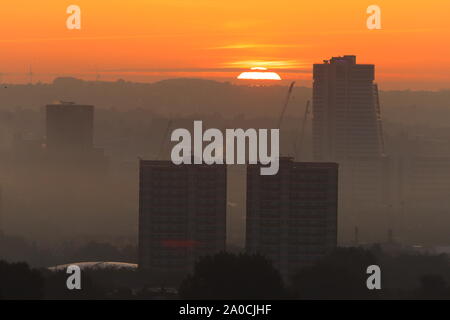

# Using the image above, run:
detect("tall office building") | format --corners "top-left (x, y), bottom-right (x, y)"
top-left (312, 55), bottom-right (384, 161)
top-left (313, 56), bottom-right (389, 242)
top-left (139, 160), bottom-right (227, 276)
top-left (246, 158), bottom-right (338, 279)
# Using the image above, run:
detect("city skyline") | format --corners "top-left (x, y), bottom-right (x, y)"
top-left (2, 53), bottom-right (450, 299)
top-left (2, 0), bottom-right (450, 302)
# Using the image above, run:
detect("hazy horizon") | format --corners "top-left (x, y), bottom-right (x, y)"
top-left (3, 75), bottom-right (450, 92)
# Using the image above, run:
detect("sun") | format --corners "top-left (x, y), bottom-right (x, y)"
top-left (237, 67), bottom-right (282, 80)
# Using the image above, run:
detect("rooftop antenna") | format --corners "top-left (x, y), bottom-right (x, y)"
top-left (158, 119), bottom-right (173, 160)
top-left (28, 65), bottom-right (33, 84)
top-left (388, 228), bottom-right (394, 244)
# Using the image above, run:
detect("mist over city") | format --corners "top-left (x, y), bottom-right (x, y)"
top-left (1, 0), bottom-right (450, 305)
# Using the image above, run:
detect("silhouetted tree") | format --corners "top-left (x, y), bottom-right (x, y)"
top-left (416, 274), bottom-right (450, 299)
top-left (42, 270), bottom-right (105, 299)
top-left (0, 260), bottom-right (44, 299)
top-left (290, 247), bottom-right (379, 299)
top-left (0, 234), bottom-right (56, 267)
top-left (179, 252), bottom-right (284, 299)
top-left (374, 249), bottom-right (450, 293)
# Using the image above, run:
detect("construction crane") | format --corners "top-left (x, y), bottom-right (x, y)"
top-left (28, 65), bottom-right (33, 84)
top-left (157, 119), bottom-right (173, 160)
top-left (276, 81), bottom-right (296, 129)
top-left (294, 100), bottom-right (311, 160)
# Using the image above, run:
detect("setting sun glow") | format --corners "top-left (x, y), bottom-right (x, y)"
top-left (237, 67), bottom-right (282, 80)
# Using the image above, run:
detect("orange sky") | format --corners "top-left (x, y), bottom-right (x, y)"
top-left (0, 0), bottom-right (449, 89)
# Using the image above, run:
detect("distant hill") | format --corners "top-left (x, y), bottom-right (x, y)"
top-left (0, 77), bottom-right (449, 124)
top-left (0, 77), bottom-right (310, 117)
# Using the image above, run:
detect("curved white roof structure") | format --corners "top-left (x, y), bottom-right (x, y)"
top-left (48, 261), bottom-right (138, 271)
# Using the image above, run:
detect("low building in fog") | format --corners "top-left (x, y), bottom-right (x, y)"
top-left (45, 101), bottom-right (108, 175)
